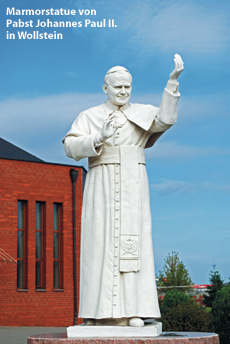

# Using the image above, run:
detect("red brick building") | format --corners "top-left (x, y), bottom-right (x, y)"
top-left (0, 138), bottom-right (86, 326)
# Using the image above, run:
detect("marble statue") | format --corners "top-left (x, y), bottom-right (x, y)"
top-left (63, 54), bottom-right (184, 328)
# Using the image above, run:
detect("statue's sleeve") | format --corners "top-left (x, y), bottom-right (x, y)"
top-left (63, 112), bottom-right (103, 161)
top-left (145, 80), bottom-right (180, 148)
top-left (149, 80), bottom-right (180, 134)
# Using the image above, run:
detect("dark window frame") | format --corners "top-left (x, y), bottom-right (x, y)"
top-left (53, 203), bottom-right (63, 289)
top-left (17, 200), bottom-right (28, 289)
top-left (35, 202), bottom-right (46, 289)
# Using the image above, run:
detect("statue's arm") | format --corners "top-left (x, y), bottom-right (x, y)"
top-left (64, 134), bottom-right (102, 161)
top-left (63, 112), bottom-right (118, 161)
top-left (162, 53), bottom-right (184, 102)
top-left (169, 53), bottom-right (184, 84)
top-left (63, 111), bottom-right (102, 161)
top-left (150, 54), bottom-right (184, 133)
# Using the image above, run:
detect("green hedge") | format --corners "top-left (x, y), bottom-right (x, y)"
top-left (160, 290), bottom-right (213, 332)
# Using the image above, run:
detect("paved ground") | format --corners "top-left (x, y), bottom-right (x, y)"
top-left (0, 327), bottom-right (66, 344)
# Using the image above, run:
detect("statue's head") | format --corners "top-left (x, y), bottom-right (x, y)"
top-left (103, 66), bottom-right (132, 106)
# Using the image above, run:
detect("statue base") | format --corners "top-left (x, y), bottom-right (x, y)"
top-left (27, 332), bottom-right (219, 344)
top-left (68, 321), bottom-right (162, 338)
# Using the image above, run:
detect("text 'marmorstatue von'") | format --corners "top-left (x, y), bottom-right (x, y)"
top-left (63, 54), bottom-right (184, 328)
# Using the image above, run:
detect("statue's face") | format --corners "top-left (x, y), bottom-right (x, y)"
top-left (103, 72), bottom-right (132, 106)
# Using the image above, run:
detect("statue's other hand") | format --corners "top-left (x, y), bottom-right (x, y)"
top-left (99, 114), bottom-right (119, 142)
top-left (169, 53), bottom-right (184, 82)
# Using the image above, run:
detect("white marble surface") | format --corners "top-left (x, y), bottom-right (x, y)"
top-left (64, 56), bottom-right (184, 320)
top-left (67, 322), bottom-right (162, 338)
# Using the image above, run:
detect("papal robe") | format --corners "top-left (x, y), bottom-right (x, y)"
top-left (63, 80), bottom-right (180, 319)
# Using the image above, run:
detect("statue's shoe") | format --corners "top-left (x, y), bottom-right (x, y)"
top-left (129, 317), bottom-right (144, 327)
top-left (85, 318), bottom-right (129, 326)
top-left (84, 319), bottom-right (96, 326)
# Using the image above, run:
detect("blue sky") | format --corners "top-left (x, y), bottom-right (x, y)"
top-left (1, 0), bottom-right (230, 284)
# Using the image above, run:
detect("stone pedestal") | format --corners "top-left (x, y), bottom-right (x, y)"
top-left (68, 322), bottom-right (162, 338)
top-left (28, 332), bottom-right (219, 344)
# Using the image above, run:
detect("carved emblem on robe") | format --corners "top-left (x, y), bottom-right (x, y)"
top-left (121, 235), bottom-right (138, 257)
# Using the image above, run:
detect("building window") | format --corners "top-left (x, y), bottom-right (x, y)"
top-left (53, 203), bottom-right (62, 289)
top-left (17, 200), bottom-right (27, 289)
top-left (36, 202), bottom-right (45, 289)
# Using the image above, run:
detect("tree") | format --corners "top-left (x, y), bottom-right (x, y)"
top-left (212, 284), bottom-right (230, 344)
top-left (157, 252), bottom-right (193, 292)
top-left (203, 264), bottom-right (224, 308)
top-left (161, 289), bottom-right (189, 313)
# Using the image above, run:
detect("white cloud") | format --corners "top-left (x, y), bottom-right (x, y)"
top-left (63, 0), bottom-right (229, 56)
top-left (202, 183), bottom-right (230, 193)
top-left (0, 92), bottom-right (105, 164)
top-left (132, 93), bottom-right (228, 122)
top-left (151, 179), bottom-right (195, 195)
top-left (1, 92), bottom-right (229, 164)
top-left (0, 92), bottom-right (106, 136)
top-left (150, 178), bottom-right (230, 195)
top-left (153, 210), bottom-right (208, 221)
top-left (145, 141), bottom-right (230, 160)
top-left (123, 0), bottom-right (230, 54)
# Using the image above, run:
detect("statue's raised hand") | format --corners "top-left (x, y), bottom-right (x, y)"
top-left (99, 114), bottom-right (119, 142)
top-left (169, 54), bottom-right (184, 82)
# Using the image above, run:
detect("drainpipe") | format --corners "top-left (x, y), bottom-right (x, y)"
top-left (70, 169), bottom-right (79, 326)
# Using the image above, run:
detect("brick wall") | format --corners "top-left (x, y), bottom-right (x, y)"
top-left (0, 158), bottom-right (84, 326)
